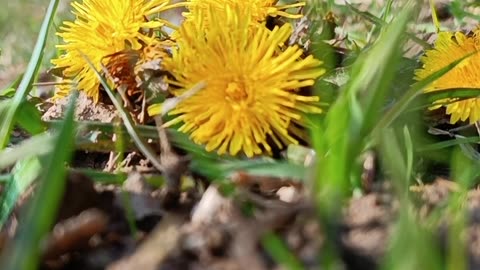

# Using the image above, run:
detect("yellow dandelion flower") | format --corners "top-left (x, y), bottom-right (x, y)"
top-left (51, 0), bottom-right (183, 102)
top-left (52, 79), bottom-right (77, 101)
top-left (415, 30), bottom-right (480, 124)
top-left (162, 6), bottom-right (325, 157)
top-left (184, 0), bottom-right (305, 23)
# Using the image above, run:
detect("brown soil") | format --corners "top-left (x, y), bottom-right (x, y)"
top-left (3, 168), bottom-right (479, 270)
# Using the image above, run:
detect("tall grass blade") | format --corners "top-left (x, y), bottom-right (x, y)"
top-left (381, 209), bottom-right (443, 270)
top-left (0, 157), bottom-right (42, 227)
top-left (261, 232), bottom-right (304, 270)
top-left (429, 0), bottom-right (440, 32)
top-left (314, 1), bottom-right (415, 209)
top-left (417, 136), bottom-right (480, 152)
top-left (0, 91), bottom-right (77, 270)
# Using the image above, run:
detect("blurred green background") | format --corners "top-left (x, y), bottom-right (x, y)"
top-left (0, 0), bottom-right (72, 89)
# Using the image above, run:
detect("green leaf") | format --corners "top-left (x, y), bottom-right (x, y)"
top-left (0, 157), bottom-right (42, 227)
top-left (1, 73), bottom-right (24, 97)
top-left (191, 157), bottom-right (306, 181)
top-left (0, 98), bottom-right (46, 136)
top-left (0, 88), bottom-right (15, 98)
top-left (16, 101), bottom-right (46, 135)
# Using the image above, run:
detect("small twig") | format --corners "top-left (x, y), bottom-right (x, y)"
top-left (475, 121), bottom-right (480, 137)
top-left (105, 152), bottom-right (121, 172)
top-left (448, 123), bottom-right (476, 133)
top-left (154, 116), bottom-right (189, 197)
top-left (119, 152), bottom-right (136, 168)
top-left (154, 116), bottom-right (172, 154)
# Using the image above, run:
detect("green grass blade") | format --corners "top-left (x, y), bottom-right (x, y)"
top-left (0, 134), bottom-right (54, 170)
top-left (0, 91), bottom-right (77, 270)
top-left (15, 100), bottom-right (46, 135)
top-left (0, 157), bottom-right (42, 227)
top-left (423, 87), bottom-right (480, 104)
top-left (429, 0), bottom-right (440, 32)
top-left (314, 1), bottom-right (415, 205)
top-left (406, 88), bottom-right (480, 112)
top-left (417, 136), bottom-right (480, 152)
top-left (381, 209), bottom-right (443, 270)
top-left (190, 156), bottom-right (306, 181)
top-left (403, 126), bottom-right (414, 188)
top-left (221, 160), bottom-right (306, 180)
top-left (70, 168), bottom-right (127, 185)
top-left (0, 0), bottom-right (59, 149)
top-left (1, 73), bottom-right (24, 96)
top-left (261, 232), bottom-right (304, 270)
top-left (379, 128), bottom-right (407, 193)
top-left (0, 100), bottom-right (9, 121)
top-left (380, 0), bottom-right (394, 21)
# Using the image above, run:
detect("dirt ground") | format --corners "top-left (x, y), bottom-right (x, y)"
top-left (3, 161), bottom-right (478, 270)
top-left (0, 93), bottom-right (477, 270)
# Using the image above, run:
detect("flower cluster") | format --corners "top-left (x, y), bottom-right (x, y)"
top-left (52, 0), bottom-right (325, 157)
top-left (415, 29), bottom-right (480, 124)
top-left (51, 0), bottom-right (182, 102)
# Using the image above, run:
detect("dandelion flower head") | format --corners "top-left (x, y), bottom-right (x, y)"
top-left (183, 0), bottom-right (305, 24)
top-left (415, 29), bottom-right (480, 124)
top-left (163, 5), bottom-right (325, 157)
top-left (51, 0), bottom-right (181, 102)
